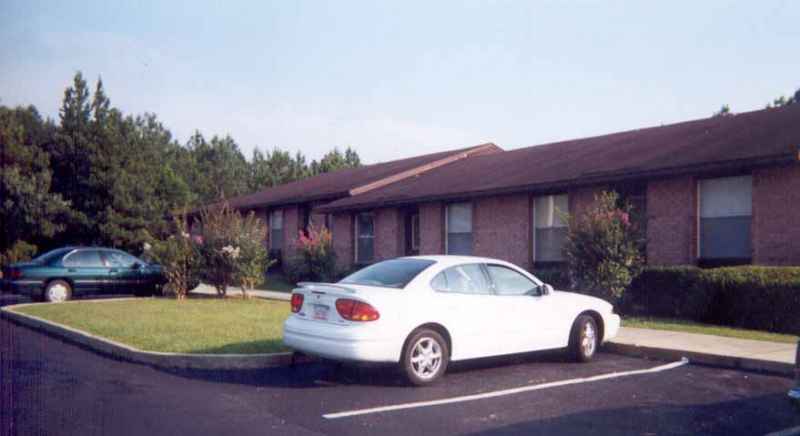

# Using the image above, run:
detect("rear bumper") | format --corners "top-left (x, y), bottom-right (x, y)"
top-left (1, 279), bottom-right (43, 296)
top-left (283, 316), bottom-right (401, 363)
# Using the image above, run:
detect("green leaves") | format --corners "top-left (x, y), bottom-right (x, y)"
top-left (563, 191), bottom-right (645, 301)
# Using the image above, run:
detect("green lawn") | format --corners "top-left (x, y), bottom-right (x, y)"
top-left (623, 316), bottom-right (799, 344)
top-left (12, 298), bottom-right (290, 354)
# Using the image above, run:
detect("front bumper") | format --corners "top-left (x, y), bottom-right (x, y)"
top-left (1, 279), bottom-right (43, 296)
top-left (283, 316), bottom-right (401, 363)
top-left (603, 313), bottom-right (622, 343)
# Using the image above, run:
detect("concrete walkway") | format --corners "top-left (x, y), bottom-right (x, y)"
top-left (190, 283), bottom-right (291, 301)
top-left (610, 326), bottom-right (797, 365)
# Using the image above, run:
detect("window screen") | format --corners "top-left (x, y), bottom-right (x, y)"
top-left (356, 213), bottom-right (375, 264)
top-left (699, 176), bottom-right (752, 260)
top-left (411, 214), bottom-right (420, 251)
top-left (534, 194), bottom-right (568, 262)
top-left (270, 210), bottom-right (284, 251)
top-left (447, 203), bottom-right (473, 255)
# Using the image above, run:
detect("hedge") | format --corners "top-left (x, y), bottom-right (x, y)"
top-left (623, 266), bottom-right (800, 335)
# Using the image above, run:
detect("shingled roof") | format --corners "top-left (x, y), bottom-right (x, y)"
top-left (319, 105), bottom-right (800, 212)
top-left (218, 142), bottom-right (501, 211)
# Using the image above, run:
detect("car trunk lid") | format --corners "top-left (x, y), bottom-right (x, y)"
top-left (293, 282), bottom-right (396, 325)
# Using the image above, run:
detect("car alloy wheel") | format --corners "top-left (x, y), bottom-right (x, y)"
top-left (570, 315), bottom-right (598, 362)
top-left (44, 280), bottom-right (71, 303)
top-left (402, 329), bottom-right (449, 386)
top-left (582, 321), bottom-right (597, 357)
top-left (410, 337), bottom-right (443, 380)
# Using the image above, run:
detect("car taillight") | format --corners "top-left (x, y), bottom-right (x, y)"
top-left (291, 293), bottom-right (304, 313)
top-left (8, 269), bottom-right (22, 280)
top-left (335, 298), bottom-right (380, 322)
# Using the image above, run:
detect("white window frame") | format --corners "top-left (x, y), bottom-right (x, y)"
top-left (354, 212), bottom-right (375, 264)
top-left (532, 193), bottom-right (569, 263)
top-left (445, 202), bottom-right (473, 255)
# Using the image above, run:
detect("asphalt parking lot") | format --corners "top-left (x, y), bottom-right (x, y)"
top-left (2, 317), bottom-right (798, 436)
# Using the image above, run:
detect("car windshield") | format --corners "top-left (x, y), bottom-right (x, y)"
top-left (31, 248), bottom-right (73, 264)
top-left (339, 259), bottom-right (436, 289)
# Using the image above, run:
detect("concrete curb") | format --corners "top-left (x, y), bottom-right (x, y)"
top-left (605, 341), bottom-right (794, 376)
top-left (0, 300), bottom-right (308, 371)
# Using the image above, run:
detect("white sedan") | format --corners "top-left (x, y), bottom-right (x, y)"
top-left (283, 256), bottom-right (621, 385)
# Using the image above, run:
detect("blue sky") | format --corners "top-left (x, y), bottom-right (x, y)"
top-left (2, 1), bottom-right (798, 163)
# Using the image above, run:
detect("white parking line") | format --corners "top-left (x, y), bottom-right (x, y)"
top-left (323, 357), bottom-right (690, 419)
top-left (766, 426), bottom-right (800, 436)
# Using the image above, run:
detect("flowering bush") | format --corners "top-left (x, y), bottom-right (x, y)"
top-left (233, 211), bottom-right (275, 298)
top-left (285, 224), bottom-right (337, 283)
top-left (563, 191), bottom-right (645, 301)
top-left (196, 202), bottom-right (273, 298)
top-left (146, 217), bottom-right (202, 299)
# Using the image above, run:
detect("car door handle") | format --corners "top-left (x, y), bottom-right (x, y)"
top-left (109, 269), bottom-right (118, 273)
top-left (67, 268), bottom-right (77, 273)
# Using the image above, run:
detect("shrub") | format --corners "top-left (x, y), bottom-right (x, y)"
top-left (0, 240), bottom-right (38, 267)
top-left (531, 267), bottom-right (571, 290)
top-left (284, 225), bottom-right (337, 283)
top-left (625, 265), bottom-right (800, 334)
top-left (196, 203), bottom-right (241, 297)
top-left (563, 191), bottom-right (645, 301)
top-left (233, 211), bottom-right (275, 298)
top-left (146, 217), bottom-right (202, 299)
top-left (194, 202), bottom-right (274, 298)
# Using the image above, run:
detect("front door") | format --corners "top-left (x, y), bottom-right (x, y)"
top-left (404, 209), bottom-right (420, 256)
top-left (102, 250), bottom-right (143, 294)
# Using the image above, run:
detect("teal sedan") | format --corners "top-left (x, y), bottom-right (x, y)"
top-left (0, 247), bottom-right (168, 302)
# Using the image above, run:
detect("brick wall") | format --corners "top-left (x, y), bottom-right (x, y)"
top-left (473, 194), bottom-right (530, 268)
top-left (569, 185), bottom-right (607, 218)
top-left (647, 176), bottom-right (697, 265)
top-left (282, 206), bottom-right (300, 261)
top-left (419, 202), bottom-right (444, 255)
top-left (753, 164), bottom-right (800, 265)
top-left (374, 208), bottom-right (403, 261)
top-left (332, 212), bottom-right (354, 271)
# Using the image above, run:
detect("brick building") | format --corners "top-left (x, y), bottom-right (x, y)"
top-left (200, 143), bottom-right (501, 265)
top-left (222, 105), bottom-right (800, 272)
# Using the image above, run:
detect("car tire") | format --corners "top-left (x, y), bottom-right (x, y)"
top-left (401, 329), bottom-right (449, 386)
top-left (43, 280), bottom-right (72, 303)
top-left (569, 315), bottom-right (599, 362)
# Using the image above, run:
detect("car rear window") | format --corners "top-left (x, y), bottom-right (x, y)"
top-left (339, 259), bottom-right (436, 289)
top-left (32, 248), bottom-right (73, 264)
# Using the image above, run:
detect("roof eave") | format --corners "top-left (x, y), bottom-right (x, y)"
top-left (317, 153), bottom-right (798, 213)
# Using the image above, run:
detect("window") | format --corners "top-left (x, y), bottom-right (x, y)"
top-left (534, 194), bottom-right (568, 262)
top-left (486, 264), bottom-right (539, 296)
top-left (270, 210), bottom-right (283, 251)
top-left (63, 250), bottom-right (104, 267)
top-left (699, 175), bottom-right (752, 262)
top-left (431, 264), bottom-right (491, 294)
top-left (103, 251), bottom-right (139, 268)
top-left (355, 213), bottom-right (374, 264)
top-left (446, 203), bottom-right (473, 255)
top-left (340, 259), bottom-right (436, 289)
top-left (411, 214), bottom-right (420, 251)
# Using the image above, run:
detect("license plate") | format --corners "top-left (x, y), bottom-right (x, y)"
top-left (313, 304), bottom-right (329, 320)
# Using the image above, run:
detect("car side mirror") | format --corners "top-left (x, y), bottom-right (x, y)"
top-left (540, 283), bottom-right (554, 295)
top-left (132, 262), bottom-right (142, 270)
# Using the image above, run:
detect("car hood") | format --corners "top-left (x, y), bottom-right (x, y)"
top-left (551, 290), bottom-right (614, 312)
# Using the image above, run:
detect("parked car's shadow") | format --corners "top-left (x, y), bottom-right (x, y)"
top-left (163, 348), bottom-right (574, 389)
